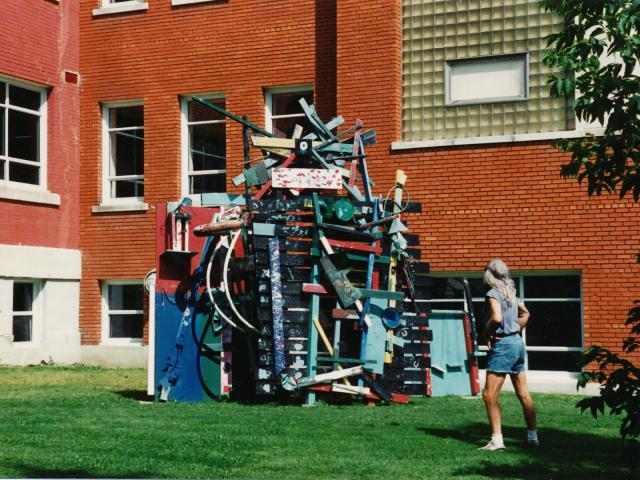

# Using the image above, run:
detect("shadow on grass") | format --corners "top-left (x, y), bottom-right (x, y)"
top-left (116, 389), bottom-right (153, 401)
top-left (3, 464), bottom-right (150, 479)
top-left (420, 421), bottom-right (636, 479)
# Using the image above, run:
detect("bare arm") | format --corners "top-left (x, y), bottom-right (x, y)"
top-left (518, 301), bottom-right (530, 330)
top-left (482, 297), bottom-right (502, 347)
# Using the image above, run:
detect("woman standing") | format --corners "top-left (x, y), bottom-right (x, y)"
top-left (480, 259), bottom-right (538, 451)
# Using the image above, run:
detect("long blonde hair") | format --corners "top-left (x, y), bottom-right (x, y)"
top-left (484, 258), bottom-right (517, 305)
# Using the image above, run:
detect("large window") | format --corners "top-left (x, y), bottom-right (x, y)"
top-left (265, 87), bottom-right (314, 138)
top-left (181, 96), bottom-right (226, 195)
top-left (402, 0), bottom-right (573, 140)
top-left (102, 281), bottom-right (144, 344)
top-left (0, 79), bottom-right (46, 188)
top-left (102, 103), bottom-right (144, 202)
top-left (425, 273), bottom-right (582, 372)
top-left (446, 54), bottom-right (529, 105)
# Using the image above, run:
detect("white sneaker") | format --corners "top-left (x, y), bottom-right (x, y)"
top-left (479, 440), bottom-right (505, 451)
top-left (527, 437), bottom-right (540, 447)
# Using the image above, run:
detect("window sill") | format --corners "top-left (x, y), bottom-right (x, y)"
top-left (13, 341), bottom-right (39, 349)
top-left (92, 2), bottom-right (149, 17)
top-left (92, 202), bottom-right (149, 214)
top-left (172, 0), bottom-right (218, 5)
top-left (391, 128), bottom-right (606, 151)
top-left (0, 184), bottom-right (60, 206)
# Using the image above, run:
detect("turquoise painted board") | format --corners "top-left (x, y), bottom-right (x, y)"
top-left (429, 310), bottom-right (471, 397)
top-left (362, 298), bottom-right (387, 374)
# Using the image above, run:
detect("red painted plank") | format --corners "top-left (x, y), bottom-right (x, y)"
top-left (327, 238), bottom-right (376, 253)
top-left (302, 283), bottom-right (329, 295)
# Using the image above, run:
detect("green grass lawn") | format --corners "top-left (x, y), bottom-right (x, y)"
top-left (0, 366), bottom-right (632, 479)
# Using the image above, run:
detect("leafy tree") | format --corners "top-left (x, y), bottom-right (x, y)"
top-left (541, 0), bottom-right (640, 466)
top-left (541, 0), bottom-right (640, 200)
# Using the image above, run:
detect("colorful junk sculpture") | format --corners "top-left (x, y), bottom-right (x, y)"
top-left (154, 97), bottom-right (482, 404)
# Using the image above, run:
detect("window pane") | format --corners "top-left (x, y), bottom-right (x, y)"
top-left (13, 282), bottom-right (34, 311)
top-left (448, 55), bottom-right (526, 104)
top-left (9, 85), bottom-right (41, 111)
top-left (9, 162), bottom-right (39, 185)
top-left (113, 179), bottom-right (143, 198)
top-left (0, 109), bottom-right (4, 155)
top-left (0, 160), bottom-right (4, 180)
top-left (272, 91), bottom-right (312, 116)
top-left (466, 277), bottom-right (485, 297)
top-left (525, 301), bottom-right (582, 347)
top-left (188, 99), bottom-right (225, 122)
top-left (430, 277), bottom-right (464, 300)
top-left (108, 284), bottom-right (143, 310)
top-left (8, 110), bottom-right (39, 161)
top-left (272, 116), bottom-right (314, 139)
top-left (190, 173), bottom-right (226, 194)
top-left (13, 315), bottom-right (32, 342)
top-left (109, 314), bottom-right (143, 338)
top-left (523, 276), bottom-right (580, 298)
top-left (111, 130), bottom-right (144, 176)
top-left (430, 300), bottom-right (464, 311)
top-left (527, 351), bottom-right (581, 372)
top-left (189, 123), bottom-right (225, 171)
top-left (0, 82), bottom-right (5, 103)
top-left (110, 105), bottom-right (143, 129)
top-left (472, 300), bottom-right (486, 334)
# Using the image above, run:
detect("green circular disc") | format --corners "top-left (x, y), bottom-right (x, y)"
top-left (334, 198), bottom-right (354, 222)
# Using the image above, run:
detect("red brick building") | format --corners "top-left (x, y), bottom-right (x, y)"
top-left (0, 0), bottom-right (81, 364)
top-left (3, 0), bottom-right (628, 391)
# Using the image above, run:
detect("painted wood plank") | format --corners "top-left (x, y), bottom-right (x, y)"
top-left (252, 223), bottom-right (276, 237)
top-left (199, 193), bottom-right (247, 207)
top-left (302, 283), bottom-right (329, 295)
top-left (331, 383), bottom-right (371, 395)
top-left (272, 167), bottom-right (342, 190)
top-left (269, 238), bottom-right (287, 380)
top-left (297, 365), bottom-right (363, 387)
top-left (253, 152), bottom-right (296, 201)
top-left (327, 238), bottom-right (377, 253)
top-left (322, 223), bottom-right (380, 239)
top-left (320, 255), bottom-right (362, 307)
top-left (357, 288), bottom-right (405, 301)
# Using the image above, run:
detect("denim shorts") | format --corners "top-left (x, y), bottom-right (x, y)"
top-left (486, 334), bottom-right (526, 374)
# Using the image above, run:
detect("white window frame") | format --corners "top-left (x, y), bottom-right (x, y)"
top-left (10, 279), bottom-right (43, 347)
top-left (101, 280), bottom-right (144, 346)
top-left (264, 85), bottom-right (313, 135)
top-left (100, 101), bottom-right (144, 206)
top-left (93, 0), bottom-right (148, 16)
top-left (0, 76), bottom-right (48, 192)
top-left (444, 53), bottom-right (530, 106)
top-left (424, 271), bottom-right (583, 373)
top-left (180, 94), bottom-right (226, 200)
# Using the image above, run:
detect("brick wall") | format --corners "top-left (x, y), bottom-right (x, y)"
top-left (79, 0), bottom-right (330, 344)
top-left (0, 0), bottom-right (79, 249)
top-left (335, 0), bottom-right (640, 360)
top-left (80, 0), bottom-right (640, 361)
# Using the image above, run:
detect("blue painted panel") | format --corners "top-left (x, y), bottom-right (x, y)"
top-left (154, 291), bottom-right (222, 402)
top-left (429, 311), bottom-right (471, 397)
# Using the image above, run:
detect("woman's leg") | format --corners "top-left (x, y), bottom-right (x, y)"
top-left (482, 371), bottom-right (507, 434)
top-left (510, 372), bottom-right (536, 431)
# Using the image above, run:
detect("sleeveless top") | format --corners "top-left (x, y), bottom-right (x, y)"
top-left (486, 288), bottom-right (520, 335)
